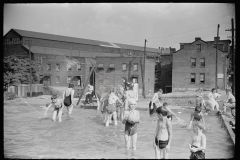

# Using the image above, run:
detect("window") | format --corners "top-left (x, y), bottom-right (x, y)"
top-left (97, 64), bottom-right (104, 70)
top-left (191, 58), bottom-right (196, 67)
top-left (180, 44), bottom-right (184, 49)
top-left (56, 76), bottom-right (60, 83)
top-left (133, 63), bottom-right (138, 72)
top-left (67, 76), bottom-right (72, 83)
top-left (122, 63), bottom-right (127, 71)
top-left (197, 44), bottom-right (201, 51)
top-left (109, 64), bottom-right (115, 69)
top-left (77, 64), bottom-right (81, 71)
top-left (200, 58), bottom-right (205, 67)
top-left (200, 73), bottom-right (205, 84)
top-left (190, 73), bottom-right (196, 83)
top-left (47, 64), bottom-right (51, 71)
top-left (56, 64), bottom-right (60, 71)
top-left (67, 64), bottom-right (71, 71)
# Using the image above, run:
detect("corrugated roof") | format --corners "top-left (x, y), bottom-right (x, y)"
top-left (11, 29), bottom-right (160, 53)
top-left (22, 45), bottom-right (121, 58)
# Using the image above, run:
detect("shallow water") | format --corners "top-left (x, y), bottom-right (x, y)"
top-left (4, 102), bottom-right (234, 159)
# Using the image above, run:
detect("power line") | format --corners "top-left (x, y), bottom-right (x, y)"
top-left (118, 23), bottom-right (231, 44)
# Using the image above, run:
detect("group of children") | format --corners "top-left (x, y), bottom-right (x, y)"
top-left (149, 88), bottom-right (207, 159)
top-left (43, 80), bottom-right (235, 159)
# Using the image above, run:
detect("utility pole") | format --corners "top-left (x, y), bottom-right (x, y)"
top-left (231, 18), bottom-right (235, 96)
top-left (142, 39), bottom-right (147, 99)
top-left (215, 24), bottom-right (220, 90)
top-left (225, 18), bottom-right (235, 95)
top-left (27, 40), bottom-right (32, 98)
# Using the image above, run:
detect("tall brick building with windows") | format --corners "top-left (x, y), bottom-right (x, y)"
top-left (4, 29), bottom-right (158, 95)
top-left (172, 37), bottom-right (231, 92)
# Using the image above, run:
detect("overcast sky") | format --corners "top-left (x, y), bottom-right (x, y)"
top-left (4, 3), bottom-right (235, 50)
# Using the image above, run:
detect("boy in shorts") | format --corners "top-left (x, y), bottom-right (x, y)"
top-left (189, 122), bottom-right (206, 159)
top-left (44, 94), bottom-right (64, 122)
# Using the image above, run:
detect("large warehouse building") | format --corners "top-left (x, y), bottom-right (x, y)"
top-left (4, 29), bottom-right (160, 95)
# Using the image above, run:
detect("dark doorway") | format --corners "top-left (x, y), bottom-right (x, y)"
top-left (89, 67), bottom-right (96, 94)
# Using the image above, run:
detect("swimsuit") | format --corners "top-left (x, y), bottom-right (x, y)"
top-left (190, 145), bottom-right (205, 159)
top-left (155, 137), bottom-right (169, 149)
top-left (193, 114), bottom-right (202, 121)
top-left (125, 121), bottom-right (138, 136)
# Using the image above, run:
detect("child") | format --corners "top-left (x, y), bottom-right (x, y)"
top-left (188, 106), bottom-right (205, 129)
top-left (154, 107), bottom-right (172, 159)
top-left (44, 94), bottom-right (64, 122)
top-left (122, 98), bottom-right (140, 150)
top-left (189, 122), bottom-right (206, 159)
top-left (116, 85), bottom-right (126, 121)
top-left (106, 89), bottom-right (122, 127)
top-left (162, 102), bottom-right (180, 121)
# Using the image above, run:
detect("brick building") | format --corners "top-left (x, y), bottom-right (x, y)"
top-left (159, 54), bottom-right (173, 93)
top-left (4, 29), bottom-right (159, 95)
top-left (172, 37), bottom-right (231, 92)
top-left (95, 57), bottom-right (155, 95)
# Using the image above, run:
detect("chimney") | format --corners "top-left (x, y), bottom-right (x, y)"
top-left (195, 37), bottom-right (201, 41)
top-left (214, 37), bottom-right (220, 43)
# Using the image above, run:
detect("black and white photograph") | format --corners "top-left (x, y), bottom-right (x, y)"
top-left (4, 3), bottom-right (235, 159)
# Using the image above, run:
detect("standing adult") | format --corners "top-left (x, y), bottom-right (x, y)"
top-left (63, 83), bottom-right (75, 115)
top-left (122, 77), bottom-right (128, 91)
top-left (208, 88), bottom-right (221, 111)
top-left (132, 78), bottom-right (139, 102)
top-left (221, 88), bottom-right (236, 116)
top-left (124, 83), bottom-right (137, 111)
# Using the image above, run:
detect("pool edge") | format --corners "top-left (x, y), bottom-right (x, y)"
top-left (219, 114), bottom-right (235, 145)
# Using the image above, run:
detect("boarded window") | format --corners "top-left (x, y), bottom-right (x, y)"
top-left (200, 58), bottom-right (205, 67)
top-left (197, 44), bottom-right (201, 51)
top-left (56, 64), bottom-right (60, 71)
top-left (133, 63), bottom-right (138, 71)
top-left (47, 64), bottom-right (51, 71)
top-left (200, 73), bottom-right (205, 83)
top-left (67, 76), bottom-right (72, 83)
top-left (190, 73), bottom-right (196, 83)
top-left (191, 58), bottom-right (196, 67)
top-left (122, 63), bottom-right (127, 71)
top-left (77, 64), bottom-right (81, 71)
top-left (67, 64), bottom-right (71, 71)
top-left (56, 76), bottom-right (60, 83)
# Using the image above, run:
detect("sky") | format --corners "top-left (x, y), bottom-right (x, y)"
top-left (3, 3), bottom-right (235, 50)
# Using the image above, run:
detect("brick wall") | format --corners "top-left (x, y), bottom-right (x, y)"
top-left (94, 57), bottom-right (155, 96)
top-left (172, 40), bottom-right (228, 92)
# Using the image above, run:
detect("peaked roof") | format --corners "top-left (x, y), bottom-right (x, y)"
top-left (7, 29), bottom-right (161, 53)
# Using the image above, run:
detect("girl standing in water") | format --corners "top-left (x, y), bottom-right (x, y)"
top-left (153, 107), bottom-right (172, 159)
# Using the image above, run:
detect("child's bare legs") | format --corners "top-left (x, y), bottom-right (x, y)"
top-left (106, 113), bottom-right (113, 127)
top-left (58, 110), bottom-right (63, 122)
top-left (132, 133), bottom-right (137, 150)
top-left (52, 110), bottom-right (57, 122)
top-left (67, 105), bottom-right (73, 115)
top-left (103, 112), bottom-right (107, 123)
top-left (154, 144), bottom-right (160, 159)
top-left (124, 134), bottom-right (131, 149)
top-left (161, 148), bottom-right (168, 159)
top-left (113, 111), bottom-right (117, 125)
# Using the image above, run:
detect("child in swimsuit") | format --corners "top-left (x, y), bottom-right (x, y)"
top-left (154, 107), bottom-right (172, 159)
top-left (44, 94), bottom-right (64, 122)
top-left (187, 106), bottom-right (205, 129)
top-left (189, 122), bottom-right (206, 159)
top-left (122, 98), bottom-right (140, 150)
